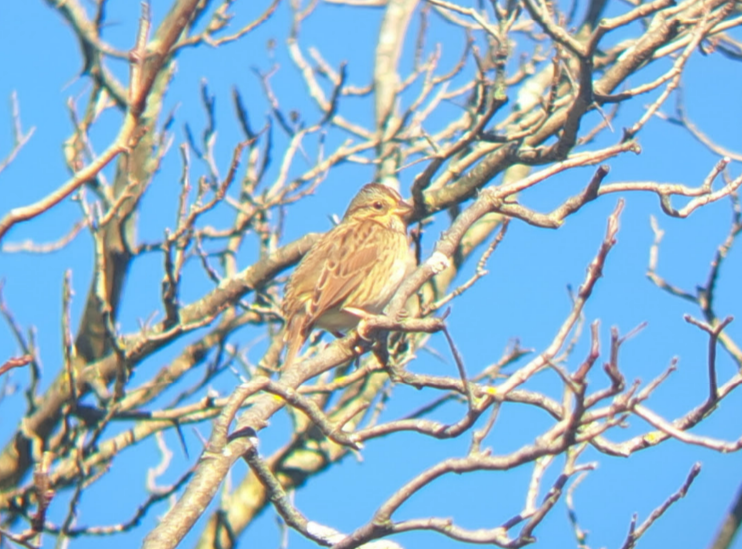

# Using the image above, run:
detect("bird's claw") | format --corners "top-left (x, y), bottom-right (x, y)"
top-left (342, 306), bottom-right (375, 341)
top-left (357, 318), bottom-right (374, 342)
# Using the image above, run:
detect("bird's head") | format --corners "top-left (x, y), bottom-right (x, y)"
top-left (343, 183), bottom-right (413, 231)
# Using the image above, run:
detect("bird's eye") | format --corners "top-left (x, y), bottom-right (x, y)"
top-left (373, 201), bottom-right (384, 210)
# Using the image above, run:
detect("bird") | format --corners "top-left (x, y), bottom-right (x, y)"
top-left (282, 183), bottom-right (415, 368)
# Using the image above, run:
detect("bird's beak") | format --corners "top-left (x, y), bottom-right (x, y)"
top-left (395, 199), bottom-right (414, 220)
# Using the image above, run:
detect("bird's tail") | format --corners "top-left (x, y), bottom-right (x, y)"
top-left (282, 316), bottom-right (305, 370)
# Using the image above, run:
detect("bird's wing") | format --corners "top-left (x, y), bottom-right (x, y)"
top-left (306, 220), bottom-right (380, 324)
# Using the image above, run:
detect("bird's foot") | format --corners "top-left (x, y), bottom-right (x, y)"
top-left (342, 307), bottom-right (375, 342)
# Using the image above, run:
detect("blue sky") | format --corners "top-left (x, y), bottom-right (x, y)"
top-left (1, 1), bottom-right (742, 548)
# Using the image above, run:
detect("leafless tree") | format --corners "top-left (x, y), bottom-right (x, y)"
top-left (1, 1), bottom-right (742, 548)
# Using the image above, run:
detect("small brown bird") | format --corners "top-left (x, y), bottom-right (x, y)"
top-left (282, 183), bottom-right (415, 368)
